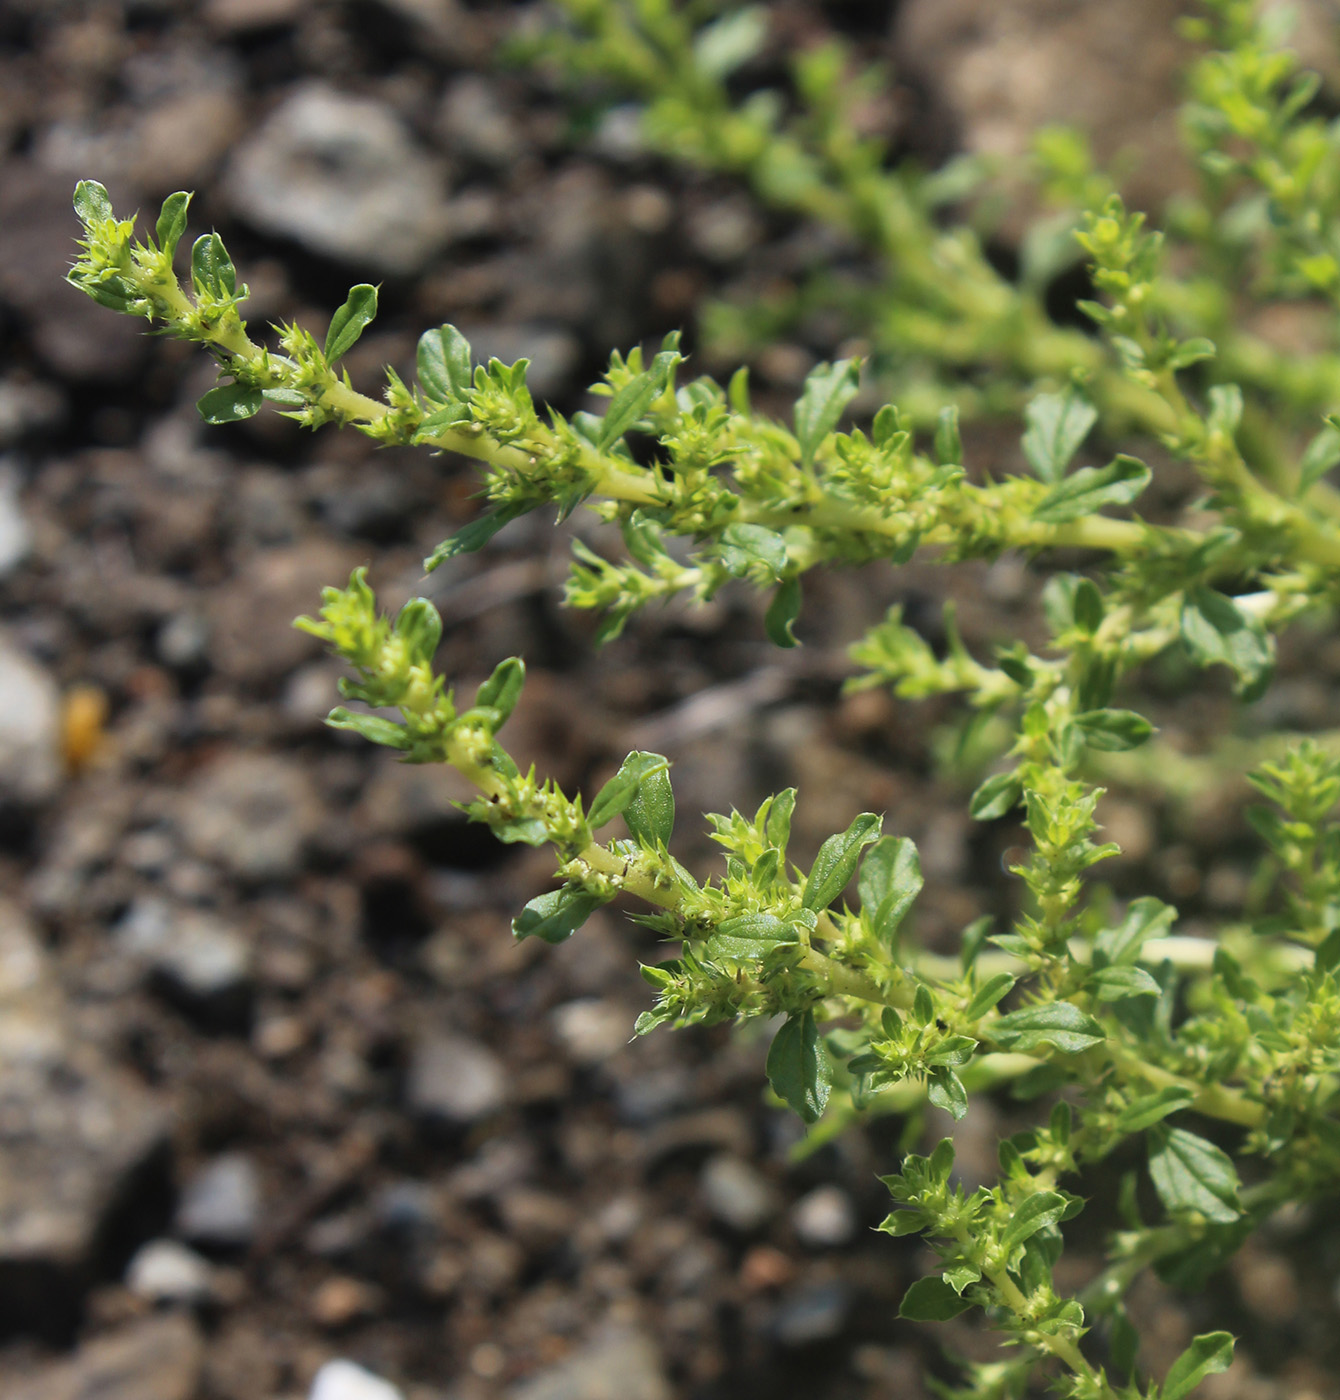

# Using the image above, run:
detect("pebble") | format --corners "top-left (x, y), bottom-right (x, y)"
top-left (310, 1274), bottom-right (383, 1328)
top-left (0, 462), bottom-right (30, 577)
top-left (700, 1155), bottom-right (778, 1233)
top-left (4, 1314), bottom-right (203, 1400)
top-left (180, 752), bottom-right (320, 882)
top-left (116, 898), bottom-right (252, 1016)
top-left (438, 75), bottom-right (524, 166)
top-left (405, 1032), bottom-right (506, 1123)
top-left (0, 377), bottom-right (65, 446)
top-left (0, 635), bottom-right (61, 806)
top-left (225, 84), bottom-right (453, 274)
top-left (175, 1153), bottom-right (262, 1249)
top-left (790, 1186), bottom-right (857, 1248)
top-left (771, 1279), bottom-right (852, 1347)
top-left (550, 998), bottom-right (630, 1065)
top-left (125, 1238), bottom-right (215, 1305)
top-left (507, 1327), bottom-right (670, 1400)
top-left (309, 1360), bottom-right (406, 1400)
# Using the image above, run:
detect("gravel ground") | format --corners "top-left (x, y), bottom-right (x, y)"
top-left (4, 3), bottom-right (1340, 1399)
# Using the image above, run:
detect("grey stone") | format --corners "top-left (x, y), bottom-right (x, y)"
top-left (700, 1154), bottom-right (777, 1232)
top-left (0, 378), bottom-right (65, 447)
top-left (309, 1360), bottom-right (405, 1400)
top-left (508, 1327), bottom-right (670, 1400)
top-left (406, 1033), bottom-right (506, 1123)
top-left (0, 904), bottom-right (169, 1337)
top-left (438, 75), bottom-right (524, 166)
top-left (550, 998), bottom-right (630, 1066)
top-left (175, 1153), bottom-right (262, 1248)
top-left (771, 1280), bottom-right (852, 1347)
top-left (125, 1238), bottom-right (215, 1305)
top-left (225, 84), bottom-right (452, 274)
top-left (790, 1185), bottom-right (857, 1248)
top-left (4, 1314), bottom-right (203, 1400)
top-left (0, 635), bottom-right (60, 806)
top-left (180, 751), bottom-right (320, 882)
top-left (114, 898), bottom-right (252, 1026)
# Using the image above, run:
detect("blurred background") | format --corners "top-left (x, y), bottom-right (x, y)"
top-left (5, 2), bottom-right (1340, 1398)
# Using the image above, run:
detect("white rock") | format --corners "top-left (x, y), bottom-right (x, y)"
top-left (309, 1360), bottom-right (406, 1400)
top-left (405, 1033), bottom-right (506, 1123)
top-left (126, 1238), bottom-right (214, 1304)
top-left (700, 1154), bottom-right (777, 1232)
top-left (0, 636), bottom-right (60, 805)
top-left (790, 1185), bottom-right (857, 1247)
top-left (0, 463), bottom-right (30, 577)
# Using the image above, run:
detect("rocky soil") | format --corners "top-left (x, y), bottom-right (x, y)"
top-left (3, 3), bottom-right (1340, 1400)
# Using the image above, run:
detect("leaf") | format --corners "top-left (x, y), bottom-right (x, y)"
top-left (190, 231), bottom-right (236, 299)
top-left (899, 1276), bottom-right (973, 1321)
top-left (934, 405), bottom-right (962, 466)
top-left (927, 1067), bottom-right (968, 1120)
top-left (73, 179), bottom-right (114, 227)
top-left (624, 754), bottom-right (675, 847)
top-left (494, 816), bottom-right (549, 846)
top-left (474, 656), bottom-right (525, 726)
top-left (1075, 708), bottom-right (1154, 752)
top-left (394, 598), bottom-right (443, 665)
top-left (513, 886), bottom-right (611, 944)
top-left (766, 788), bottom-right (796, 853)
top-left (596, 333), bottom-right (683, 449)
top-left (1033, 454), bottom-right (1150, 523)
top-left (803, 812), bottom-right (883, 911)
top-left (1304, 418), bottom-right (1340, 494)
top-left (998, 1191), bottom-right (1071, 1257)
top-left (326, 706), bottom-right (408, 750)
top-left (858, 836), bottom-right (923, 946)
top-left (154, 191), bottom-right (191, 258)
top-left (1095, 896), bottom-right (1176, 965)
top-left (765, 576), bottom-right (802, 647)
top-left (1115, 1086), bottom-right (1195, 1133)
top-left (766, 1010), bottom-right (831, 1122)
top-left (693, 5), bottom-right (767, 79)
top-left (324, 284), bottom-right (379, 363)
top-left (1148, 1126), bottom-right (1243, 1224)
top-left (1088, 965), bottom-right (1161, 1001)
top-left (794, 358), bottom-right (861, 468)
top-left (1163, 1333), bottom-right (1235, 1400)
top-left (1181, 587), bottom-right (1274, 702)
top-left (197, 383), bottom-right (262, 423)
top-left (587, 751), bottom-right (671, 830)
top-left (417, 325), bottom-right (473, 403)
top-left (423, 506), bottom-right (524, 572)
top-left (966, 973), bottom-right (1016, 1020)
top-left (706, 913), bottom-right (796, 960)
top-left (943, 1262), bottom-right (981, 1295)
top-left (1072, 577), bottom-right (1105, 633)
top-left (1022, 387), bottom-right (1098, 483)
top-left (719, 523), bottom-right (788, 580)
top-left (970, 771), bottom-right (1023, 821)
top-left (991, 1002), bottom-right (1106, 1055)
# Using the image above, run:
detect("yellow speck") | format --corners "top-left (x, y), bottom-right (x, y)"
top-left (61, 685), bottom-right (109, 773)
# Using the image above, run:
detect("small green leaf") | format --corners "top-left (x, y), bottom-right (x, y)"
top-left (858, 836), bottom-right (922, 946)
top-left (190, 231), bottom-right (237, 299)
top-left (1115, 1086), bottom-right (1195, 1132)
top-left (991, 1002), bottom-right (1106, 1055)
top-left (327, 706), bottom-right (408, 749)
top-left (1072, 577), bottom-right (1105, 634)
top-left (1095, 897), bottom-right (1176, 965)
top-left (494, 816), bottom-right (549, 846)
top-left (324, 283), bottom-right (379, 363)
top-left (154, 191), bottom-right (192, 258)
top-left (1111, 1308), bottom-right (1141, 1379)
top-left (794, 358), bottom-right (861, 468)
top-left (423, 506), bottom-right (525, 571)
top-left (927, 1067), bottom-right (968, 1120)
top-left (394, 598), bottom-right (443, 666)
top-left (1181, 587), bottom-right (1275, 702)
top-left (417, 324), bottom-right (473, 403)
top-left (970, 771), bottom-right (1023, 821)
top-left (596, 333), bottom-right (683, 450)
top-left (706, 913), bottom-right (795, 960)
top-left (73, 179), bottom-right (114, 227)
top-left (197, 384), bottom-right (262, 423)
top-left (719, 523), bottom-right (788, 580)
top-left (1163, 1333), bottom-right (1235, 1400)
top-left (899, 1276), bottom-right (973, 1321)
top-left (998, 1190), bottom-right (1071, 1257)
top-left (1167, 336), bottom-right (1216, 370)
top-left (1148, 1126), bottom-right (1243, 1224)
top-left (1074, 708), bottom-right (1154, 752)
top-left (934, 405), bottom-right (962, 466)
top-left (765, 576), bottom-right (802, 647)
top-left (474, 656), bottom-right (525, 726)
top-left (692, 5), bottom-right (767, 78)
top-left (1088, 965), bottom-right (1161, 1001)
top-left (943, 1263), bottom-right (981, 1295)
top-left (765, 788), bottom-right (797, 853)
top-left (803, 812), bottom-right (882, 911)
top-left (1022, 386), bottom-right (1098, 483)
top-left (587, 751), bottom-right (671, 831)
top-left (624, 753), bottom-right (675, 847)
top-left (513, 886), bottom-right (611, 944)
top-left (1304, 419), bottom-right (1340, 494)
top-left (1033, 454), bottom-right (1150, 523)
top-left (966, 973), bottom-right (1016, 1021)
top-left (766, 1009), bottom-right (831, 1122)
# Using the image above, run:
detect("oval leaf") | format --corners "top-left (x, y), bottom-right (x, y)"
top-left (803, 812), bottom-right (883, 911)
top-left (766, 1009), bottom-right (831, 1122)
top-left (325, 283), bottom-right (379, 363)
top-left (990, 1002), bottom-right (1106, 1055)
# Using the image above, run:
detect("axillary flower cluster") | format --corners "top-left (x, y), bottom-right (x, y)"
top-left (66, 0), bottom-right (1340, 1394)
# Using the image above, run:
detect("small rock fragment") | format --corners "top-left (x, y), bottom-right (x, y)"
top-left (771, 1279), bottom-right (852, 1347)
top-left (701, 1154), bottom-right (777, 1233)
top-left (790, 1186), bottom-right (857, 1248)
top-left (4, 1313), bottom-right (203, 1400)
top-left (175, 1153), bottom-right (262, 1249)
top-left (507, 1327), bottom-right (670, 1400)
top-left (0, 636), bottom-right (60, 806)
top-left (309, 1359), bottom-right (406, 1400)
top-left (126, 1238), bottom-right (215, 1305)
top-left (225, 85), bottom-right (452, 273)
top-left (406, 1033), bottom-right (506, 1124)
